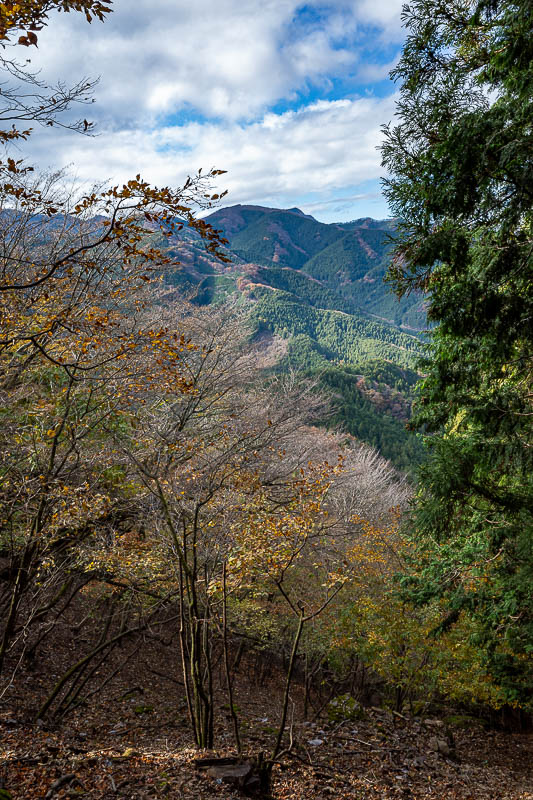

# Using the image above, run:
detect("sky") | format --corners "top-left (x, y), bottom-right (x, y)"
top-left (22, 0), bottom-right (406, 223)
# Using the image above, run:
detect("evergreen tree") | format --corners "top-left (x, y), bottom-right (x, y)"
top-left (381, 0), bottom-right (533, 707)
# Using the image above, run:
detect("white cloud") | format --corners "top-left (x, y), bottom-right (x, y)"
top-left (356, 0), bottom-right (405, 38)
top-left (28, 0), bottom-right (403, 124)
top-left (26, 94), bottom-right (396, 219)
top-left (9, 0), bottom-right (405, 221)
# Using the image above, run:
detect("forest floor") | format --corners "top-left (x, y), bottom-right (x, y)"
top-left (1, 628), bottom-right (532, 800)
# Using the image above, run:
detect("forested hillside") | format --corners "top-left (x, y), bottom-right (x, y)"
top-left (0, 3), bottom-right (531, 800)
top-left (156, 204), bottom-right (427, 471)
top-left (0, 199), bottom-right (426, 470)
top-left (205, 204), bottom-right (427, 331)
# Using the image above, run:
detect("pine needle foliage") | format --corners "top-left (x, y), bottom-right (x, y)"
top-left (381, 0), bottom-right (533, 708)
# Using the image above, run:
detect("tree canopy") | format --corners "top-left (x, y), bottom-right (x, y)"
top-left (2, 1), bottom-right (531, 776)
top-left (0, 0), bottom-right (112, 43)
top-left (382, 0), bottom-right (533, 708)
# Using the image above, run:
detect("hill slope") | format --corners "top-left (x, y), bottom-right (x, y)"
top-left (205, 204), bottom-right (426, 331)
top-left (162, 204), bottom-right (427, 471)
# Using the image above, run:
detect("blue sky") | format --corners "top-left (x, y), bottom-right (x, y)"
top-left (27, 0), bottom-right (406, 222)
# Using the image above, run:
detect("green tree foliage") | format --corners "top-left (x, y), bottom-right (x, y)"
top-left (249, 294), bottom-right (424, 470)
top-left (205, 205), bottom-right (427, 330)
top-left (382, 0), bottom-right (533, 707)
top-left (251, 290), bottom-right (420, 369)
top-left (252, 265), bottom-right (356, 314)
top-left (318, 366), bottom-right (426, 473)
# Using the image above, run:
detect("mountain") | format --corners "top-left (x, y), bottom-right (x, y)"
top-left (204, 204), bottom-right (426, 332)
top-left (4, 204), bottom-right (426, 469)
top-left (160, 204), bottom-right (427, 471)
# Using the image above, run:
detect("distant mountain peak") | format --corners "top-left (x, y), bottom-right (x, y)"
top-left (286, 207), bottom-right (317, 221)
top-left (206, 204), bottom-right (396, 231)
top-left (207, 204), bottom-right (319, 222)
top-left (336, 216), bottom-right (399, 230)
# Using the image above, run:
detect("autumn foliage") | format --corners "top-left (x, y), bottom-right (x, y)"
top-left (0, 6), bottom-right (527, 785)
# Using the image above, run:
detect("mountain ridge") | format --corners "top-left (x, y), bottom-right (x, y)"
top-left (202, 204), bottom-right (425, 332)
top-left (156, 204), bottom-right (428, 471)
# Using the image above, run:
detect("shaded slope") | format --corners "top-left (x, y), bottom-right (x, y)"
top-left (208, 205), bottom-right (344, 269)
top-left (205, 204), bottom-right (426, 331)
top-left (163, 204), bottom-right (428, 470)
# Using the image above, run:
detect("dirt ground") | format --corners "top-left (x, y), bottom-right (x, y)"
top-left (1, 626), bottom-right (532, 800)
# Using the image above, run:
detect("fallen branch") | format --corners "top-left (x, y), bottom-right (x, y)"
top-left (45, 774), bottom-right (83, 798)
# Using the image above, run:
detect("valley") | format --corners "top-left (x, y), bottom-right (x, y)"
top-left (161, 204), bottom-right (428, 471)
